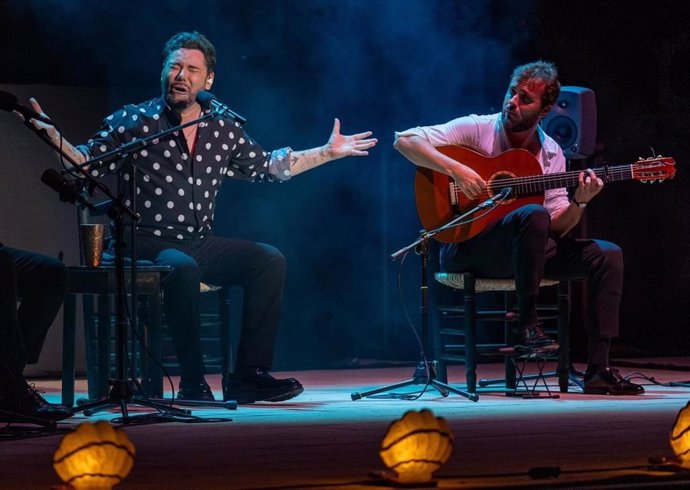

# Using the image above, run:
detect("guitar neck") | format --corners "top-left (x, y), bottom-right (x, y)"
top-left (494, 165), bottom-right (634, 194)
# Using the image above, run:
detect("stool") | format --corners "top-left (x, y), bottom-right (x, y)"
top-left (479, 344), bottom-right (562, 398)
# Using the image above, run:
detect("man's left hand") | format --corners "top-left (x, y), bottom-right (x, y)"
top-left (574, 169), bottom-right (604, 204)
top-left (325, 118), bottom-right (377, 159)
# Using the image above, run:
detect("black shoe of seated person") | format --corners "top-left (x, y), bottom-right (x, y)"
top-left (515, 324), bottom-right (559, 351)
top-left (583, 367), bottom-right (644, 395)
top-left (177, 380), bottom-right (216, 401)
top-left (0, 376), bottom-right (72, 422)
top-left (223, 368), bottom-right (304, 404)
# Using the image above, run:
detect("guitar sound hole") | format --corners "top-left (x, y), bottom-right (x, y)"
top-left (488, 172), bottom-right (515, 197)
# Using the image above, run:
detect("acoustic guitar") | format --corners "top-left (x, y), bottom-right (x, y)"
top-left (415, 146), bottom-right (676, 243)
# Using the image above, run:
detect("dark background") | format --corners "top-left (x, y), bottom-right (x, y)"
top-left (1, 0), bottom-right (689, 371)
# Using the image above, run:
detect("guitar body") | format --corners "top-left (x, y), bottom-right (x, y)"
top-left (414, 146), bottom-right (675, 244)
top-left (415, 146), bottom-right (546, 243)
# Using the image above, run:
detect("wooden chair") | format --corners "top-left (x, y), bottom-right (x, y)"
top-left (61, 266), bottom-right (233, 407)
top-left (61, 265), bottom-right (170, 406)
top-left (432, 272), bottom-right (574, 396)
top-left (61, 203), bottom-right (233, 407)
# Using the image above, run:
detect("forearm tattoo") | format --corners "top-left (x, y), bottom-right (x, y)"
top-left (289, 146), bottom-right (330, 174)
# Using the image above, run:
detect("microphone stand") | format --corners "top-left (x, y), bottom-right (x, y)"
top-left (350, 192), bottom-right (511, 402)
top-left (19, 109), bottom-right (234, 423)
top-left (76, 109), bottom-right (236, 417)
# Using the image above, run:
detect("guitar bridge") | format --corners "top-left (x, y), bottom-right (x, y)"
top-left (449, 181), bottom-right (458, 205)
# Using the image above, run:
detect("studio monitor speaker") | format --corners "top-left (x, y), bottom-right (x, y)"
top-left (541, 86), bottom-right (596, 160)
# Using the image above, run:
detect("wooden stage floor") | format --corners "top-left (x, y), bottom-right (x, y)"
top-left (4, 359), bottom-right (690, 489)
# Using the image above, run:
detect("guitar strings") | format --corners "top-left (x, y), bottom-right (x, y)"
top-left (451, 166), bottom-right (635, 199)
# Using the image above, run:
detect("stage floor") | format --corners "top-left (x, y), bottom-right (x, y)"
top-left (4, 359), bottom-right (690, 489)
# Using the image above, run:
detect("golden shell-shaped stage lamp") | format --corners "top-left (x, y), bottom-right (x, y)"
top-left (53, 421), bottom-right (136, 490)
top-left (670, 401), bottom-right (690, 467)
top-left (379, 409), bottom-right (454, 485)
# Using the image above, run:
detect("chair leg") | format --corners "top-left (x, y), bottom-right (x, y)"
top-left (94, 294), bottom-right (110, 400)
top-left (431, 287), bottom-right (448, 384)
top-left (503, 292), bottom-right (517, 390)
top-left (557, 282), bottom-right (571, 392)
top-left (218, 288), bottom-right (232, 375)
top-left (139, 294), bottom-right (163, 398)
top-left (61, 293), bottom-right (77, 407)
top-left (463, 273), bottom-right (477, 393)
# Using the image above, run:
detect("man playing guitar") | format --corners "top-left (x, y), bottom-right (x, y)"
top-left (394, 60), bottom-right (644, 396)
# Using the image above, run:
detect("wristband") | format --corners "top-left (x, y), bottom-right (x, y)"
top-left (572, 197), bottom-right (588, 208)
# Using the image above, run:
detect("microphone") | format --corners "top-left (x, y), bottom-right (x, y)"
top-left (477, 186), bottom-right (512, 209)
top-left (0, 90), bottom-right (54, 124)
top-left (41, 169), bottom-right (94, 210)
top-left (196, 91), bottom-right (247, 125)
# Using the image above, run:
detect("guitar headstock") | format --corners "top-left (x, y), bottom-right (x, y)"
top-left (631, 156), bottom-right (676, 183)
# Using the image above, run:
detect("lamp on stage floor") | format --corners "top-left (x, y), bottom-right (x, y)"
top-left (53, 421), bottom-right (135, 490)
top-left (671, 401), bottom-right (690, 467)
top-left (378, 409), bottom-right (453, 485)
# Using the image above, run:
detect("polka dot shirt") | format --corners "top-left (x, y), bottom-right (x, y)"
top-left (79, 97), bottom-right (292, 241)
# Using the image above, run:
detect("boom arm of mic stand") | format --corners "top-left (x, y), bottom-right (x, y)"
top-left (65, 111), bottom-right (217, 176)
top-left (391, 199), bottom-right (495, 261)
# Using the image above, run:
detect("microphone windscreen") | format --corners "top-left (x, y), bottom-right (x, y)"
top-left (41, 169), bottom-right (65, 192)
top-left (195, 91), bottom-right (216, 110)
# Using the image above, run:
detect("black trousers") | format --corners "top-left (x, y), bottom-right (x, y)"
top-left (136, 235), bottom-right (286, 384)
top-left (0, 245), bottom-right (68, 377)
top-left (441, 204), bottom-right (624, 341)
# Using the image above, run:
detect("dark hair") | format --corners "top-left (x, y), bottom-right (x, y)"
top-left (510, 60), bottom-right (560, 108)
top-left (162, 31), bottom-right (216, 73)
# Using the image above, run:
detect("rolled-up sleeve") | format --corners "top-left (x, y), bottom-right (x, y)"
top-left (395, 116), bottom-right (482, 148)
top-left (266, 147), bottom-right (293, 182)
top-left (542, 141), bottom-right (571, 218)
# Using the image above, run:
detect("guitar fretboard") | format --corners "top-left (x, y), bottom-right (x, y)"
top-left (486, 165), bottom-right (634, 195)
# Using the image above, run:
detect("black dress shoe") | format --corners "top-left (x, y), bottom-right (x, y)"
top-left (584, 367), bottom-right (645, 395)
top-left (0, 379), bottom-right (72, 422)
top-left (223, 368), bottom-right (303, 404)
top-left (515, 324), bottom-right (559, 351)
top-left (177, 380), bottom-right (216, 401)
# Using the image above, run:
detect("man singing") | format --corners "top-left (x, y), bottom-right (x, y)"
top-left (26, 31), bottom-right (377, 404)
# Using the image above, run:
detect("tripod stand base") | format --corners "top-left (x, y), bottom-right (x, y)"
top-left (145, 397), bottom-right (238, 410)
top-left (351, 361), bottom-right (478, 402)
top-left (71, 379), bottom-right (201, 421)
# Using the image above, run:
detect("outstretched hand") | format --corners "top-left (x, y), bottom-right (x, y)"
top-left (325, 118), bottom-right (377, 159)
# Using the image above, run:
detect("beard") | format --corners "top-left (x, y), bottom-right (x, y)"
top-left (162, 78), bottom-right (196, 112)
top-left (165, 90), bottom-right (195, 112)
top-left (502, 108), bottom-right (541, 132)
